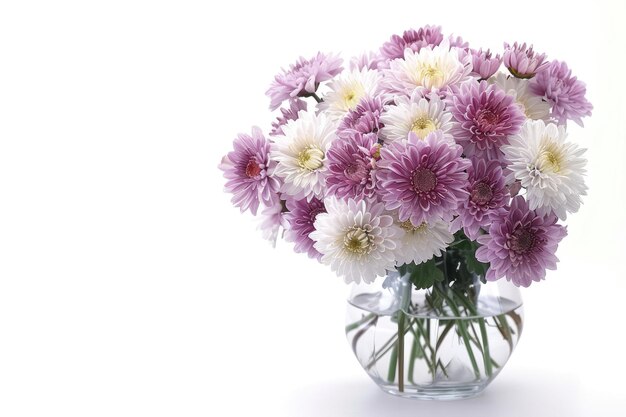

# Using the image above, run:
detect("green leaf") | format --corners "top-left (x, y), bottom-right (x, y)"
top-left (465, 250), bottom-right (489, 277)
top-left (408, 259), bottom-right (444, 289)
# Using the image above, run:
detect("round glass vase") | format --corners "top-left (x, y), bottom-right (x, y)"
top-left (345, 272), bottom-right (524, 400)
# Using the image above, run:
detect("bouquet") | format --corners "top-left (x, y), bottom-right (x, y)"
top-left (219, 25), bottom-right (592, 398)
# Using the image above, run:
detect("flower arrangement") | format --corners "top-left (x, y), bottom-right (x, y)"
top-left (219, 25), bottom-right (592, 398)
top-left (219, 25), bottom-right (591, 289)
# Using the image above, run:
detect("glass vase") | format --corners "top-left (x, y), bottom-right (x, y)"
top-left (345, 271), bottom-right (524, 400)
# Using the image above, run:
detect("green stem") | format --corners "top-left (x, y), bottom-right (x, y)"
top-left (456, 319), bottom-right (481, 379)
top-left (351, 316), bottom-right (378, 353)
top-left (387, 345), bottom-right (398, 383)
top-left (452, 289), bottom-right (495, 378)
top-left (412, 318), bottom-right (437, 377)
top-left (408, 331), bottom-right (419, 385)
top-left (478, 318), bottom-right (493, 377)
top-left (398, 312), bottom-right (406, 392)
top-left (345, 313), bottom-right (376, 333)
top-left (435, 321), bottom-right (455, 351)
top-left (434, 286), bottom-right (481, 379)
top-left (311, 92), bottom-right (323, 103)
top-left (365, 332), bottom-right (403, 370)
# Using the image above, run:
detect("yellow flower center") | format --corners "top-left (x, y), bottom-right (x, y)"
top-left (344, 227), bottom-right (372, 255)
top-left (340, 82), bottom-right (366, 111)
top-left (343, 89), bottom-right (361, 109)
top-left (418, 64), bottom-right (444, 86)
top-left (400, 220), bottom-right (428, 233)
top-left (410, 116), bottom-right (437, 139)
top-left (298, 146), bottom-right (325, 171)
top-left (538, 141), bottom-right (564, 173)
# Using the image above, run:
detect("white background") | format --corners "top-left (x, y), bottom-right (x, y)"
top-left (1, 0), bottom-right (625, 416)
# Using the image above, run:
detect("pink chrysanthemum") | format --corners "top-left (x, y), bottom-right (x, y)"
top-left (470, 48), bottom-right (502, 80)
top-left (529, 60), bottom-right (593, 127)
top-left (503, 42), bottom-right (548, 79)
top-left (257, 199), bottom-right (288, 246)
top-left (380, 25), bottom-right (444, 61)
top-left (476, 196), bottom-right (568, 287)
top-left (448, 34), bottom-right (469, 50)
top-left (377, 130), bottom-right (470, 225)
top-left (448, 80), bottom-right (526, 161)
top-left (266, 53), bottom-right (343, 110)
top-left (326, 133), bottom-right (378, 200)
top-left (219, 127), bottom-right (281, 215)
top-left (350, 51), bottom-right (384, 71)
top-left (270, 99), bottom-right (307, 137)
top-left (337, 96), bottom-right (384, 140)
top-left (284, 197), bottom-right (326, 260)
top-left (452, 158), bottom-right (508, 240)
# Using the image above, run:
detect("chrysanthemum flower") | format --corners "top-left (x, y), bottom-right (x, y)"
top-left (380, 25), bottom-right (444, 61)
top-left (350, 51), bottom-right (384, 71)
top-left (395, 219), bottom-right (454, 266)
top-left (284, 197), bottom-right (326, 260)
top-left (377, 130), bottom-right (470, 226)
top-left (318, 68), bottom-right (380, 120)
top-left (383, 42), bottom-right (472, 97)
top-left (270, 99), bottom-right (308, 136)
top-left (257, 199), bottom-right (288, 246)
top-left (502, 120), bottom-right (587, 220)
top-left (448, 80), bottom-right (526, 161)
top-left (337, 96), bottom-right (384, 140)
top-left (326, 133), bottom-right (378, 200)
top-left (310, 197), bottom-right (401, 283)
top-left (476, 196), bottom-right (568, 287)
top-left (451, 158), bottom-right (508, 240)
top-left (491, 73), bottom-right (551, 122)
top-left (271, 110), bottom-right (336, 201)
top-left (266, 52), bottom-right (343, 110)
top-left (380, 93), bottom-right (454, 144)
top-left (503, 42), bottom-right (548, 79)
top-left (448, 34), bottom-right (469, 50)
top-left (529, 60), bottom-right (593, 127)
top-left (470, 48), bottom-right (502, 80)
top-left (219, 127), bottom-right (281, 215)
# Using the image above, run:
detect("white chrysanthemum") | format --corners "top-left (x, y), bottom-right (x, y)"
top-left (502, 120), bottom-right (587, 220)
top-left (395, 219), bottom-right (454, 266)
top-left (379, 93), bottom-right (454, 144)
top-left (318, 68), bottom-right (380, 120)
top-left (383, 43), bottom-right (472, 96)
top-left (271, 110), bottom-right (336, 201)
top-left (310, 197), bottom-right (401, 284)
top-left (491, 72), bottom-right (551, 122)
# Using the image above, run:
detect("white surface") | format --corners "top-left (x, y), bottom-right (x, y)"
top-left (1, 0), bottom-right (625, 416)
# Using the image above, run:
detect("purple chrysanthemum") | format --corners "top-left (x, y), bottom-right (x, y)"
top-left (266, 52), bottom-right (343, 111)
top-left (448, 34), bottom-right (469, 50)
top-left (452, 158), bottom-right (508, 240)
top-left (270, 99), bottom-right (307, 136)
top-left (284, 197), bottom-right (326, 260)
top-left (529, 60), bottom-right (593, 127)
top-left (503, 42), bottom-right (548, 79)
top-left (448, 80), bottom-right (526, 161)
top-left (377, 130), bottom-right (470, 225)
top-left (476, 196), bottom-right (567, 287)
top-left (470, 48), bottom-right (502, 80)
top-left (219, 127), bottom-right (281, 215)
top-left (350, 51), bottom-right (384, 71)
top-left (380, 25), bottom-right (444, 61)
top-left (326, 133), bottom-right (378, 200)
top-left (257, 199), bottom-right (288, 246)
top-left (337, 96), bottom-right (384, 140)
